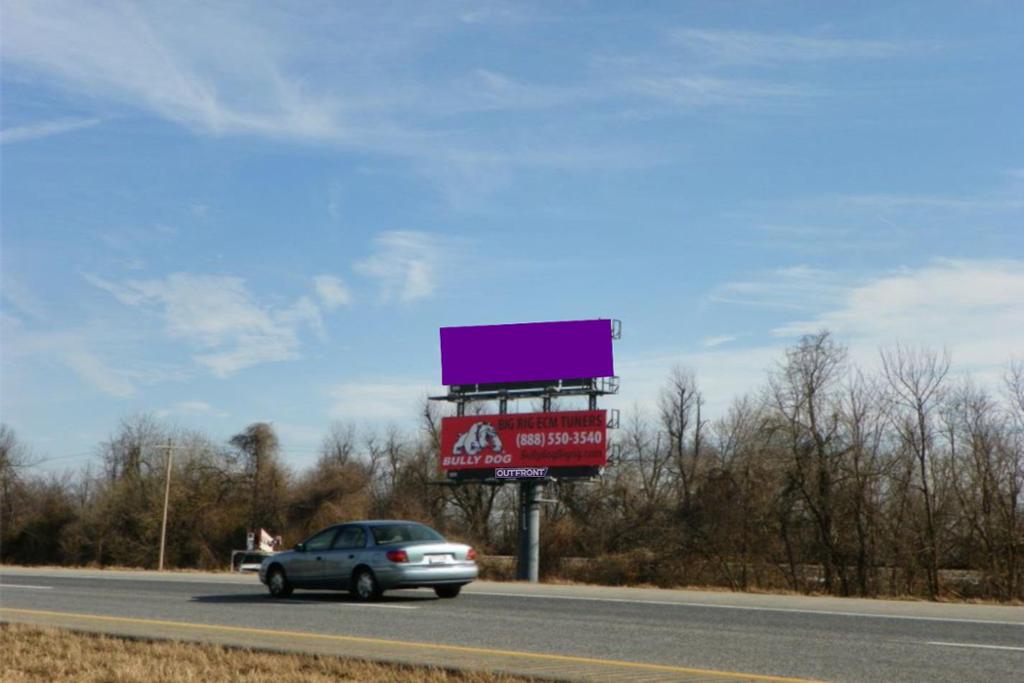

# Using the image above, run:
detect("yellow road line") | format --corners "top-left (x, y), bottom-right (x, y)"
top-left (1, 607), bottom-right (823, 683)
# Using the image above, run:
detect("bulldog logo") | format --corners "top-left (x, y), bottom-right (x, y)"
top-left (453, 422), bottom-right (504, 456)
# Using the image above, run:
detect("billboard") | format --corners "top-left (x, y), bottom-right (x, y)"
top-left (440, 410), bottom-right (607, 472)
top-left (440, 319), bottom-right (614, 386)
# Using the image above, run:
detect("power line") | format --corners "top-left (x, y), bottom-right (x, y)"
top-left (27, 452), bottom-right (97, 466)
top-left (26, 443), bottom-right (200, 468)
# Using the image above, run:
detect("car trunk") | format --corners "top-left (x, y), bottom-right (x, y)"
top-left (402, 542), bottom-right (465, 564)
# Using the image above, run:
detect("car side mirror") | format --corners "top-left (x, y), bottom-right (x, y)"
top-left (294, 542), bottom-right (305, 552)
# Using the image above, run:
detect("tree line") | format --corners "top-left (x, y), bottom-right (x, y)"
top-left (2, 332), bottom-right (1021, 601)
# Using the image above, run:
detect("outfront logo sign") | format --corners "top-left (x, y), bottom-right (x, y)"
top-left (440, 410), bottom-right (607, 471)
top-left (496, 467), bottom-right (548, 478)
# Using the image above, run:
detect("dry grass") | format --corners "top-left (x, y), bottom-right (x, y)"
top-left (0, 623), bottom-right (541, 683)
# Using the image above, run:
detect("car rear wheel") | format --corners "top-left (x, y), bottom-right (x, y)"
top-left (434, 584), bottom-right (462, 599)
top-left (267, 567), bottom-right (293, 598)
top-left (351, 568), bottom-right (382, 602)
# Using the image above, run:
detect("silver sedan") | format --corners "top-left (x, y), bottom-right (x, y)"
top-left (259, 520), bottom-right (478, 601)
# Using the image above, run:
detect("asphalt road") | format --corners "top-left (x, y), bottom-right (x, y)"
top-left (1, 567), bottom-right (1021, 682)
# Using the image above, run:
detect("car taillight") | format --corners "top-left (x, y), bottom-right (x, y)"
top-left (466, 548), bottom-right (477, 561)
top-left (386, 550), bottom-right (408, 563)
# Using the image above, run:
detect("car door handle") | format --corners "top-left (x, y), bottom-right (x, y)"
top-left (348, 554), bottom-right (355, 559)
top-left (316, 556), bottom-right (324, 561)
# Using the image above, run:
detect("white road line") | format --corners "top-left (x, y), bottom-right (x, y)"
top-left (0, 584), bottom-right (53, 590)
top-left (927, 641), bottom-right (1024, 652)
top-left (466, 591), bottom-right (1024, 627)
top-left (270, 601), bottom-right (418, 609)
top-left (263, 600), bottom-right (417, 609)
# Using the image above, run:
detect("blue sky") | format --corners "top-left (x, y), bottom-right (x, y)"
top-left (2, 1), bottom-right (1022, 472)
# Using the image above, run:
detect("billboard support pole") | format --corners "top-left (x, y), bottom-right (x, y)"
top-left (517, 394), bottom-right (552, 581)
top-left (505, 395), bottom-right (528, 582)
top-left (517, 482), bottom-right (527, 580)
top-left (517, 478), bottom-right (542, 581)
top-left (528, 481), bottom-right (540, 581)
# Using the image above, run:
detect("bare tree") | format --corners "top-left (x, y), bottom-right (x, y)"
top-left (840, 372), bottom-right (887, 595)
top-left (881, 344), bottom-right (950, 599)
top-left (99, 414), bottom-right (165, 483)
top-left (659, 367), bottom-right (705, 510)
top-left (289, 424), bottom-right (373, 539)
top-left (621, 409), bottom-right (670, 509)
top-left (0, 425), bottom-right (36, 558)
top-left (1000, 361), bottom-right (1024, 598)
top-left (769, 331), bottom-right (849, 594)
top-left (319, 421), bottom-right (358, 467)
top-left (943, 381), bottom-right (1010, 596)
top-left (709, 395), bottom-right (773, 590)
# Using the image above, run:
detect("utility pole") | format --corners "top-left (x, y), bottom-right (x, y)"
top-left (158, 440), bottom-right (173, 571)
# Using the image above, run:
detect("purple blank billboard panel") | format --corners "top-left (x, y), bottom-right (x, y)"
top-left (440, 319), bottom-right (614, 386)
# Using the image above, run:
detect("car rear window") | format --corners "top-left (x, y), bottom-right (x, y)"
top-left (371, 523), bottom-right (444, 545)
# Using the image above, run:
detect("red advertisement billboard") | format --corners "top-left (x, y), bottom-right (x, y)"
top-left (440, 410), bottom-right (607, 471)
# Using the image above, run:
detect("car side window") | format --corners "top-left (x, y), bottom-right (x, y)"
top-left (332, 526), bottom-right (366, 550)
top-left (304, 527), bottom-right (337, 552)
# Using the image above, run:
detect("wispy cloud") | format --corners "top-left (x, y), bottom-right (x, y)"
top-left (725, 182), bottom-right (1024, 256)
top-left (708, 265), bottom-right (847, 311)
top-left (831, 193), bottom-right (1024, 212)
top-left (703, 335), bottom-right (738, 348)
top-left (328, 381), bottom-right (433, 422)
top-left (773, 259), bottom-right (1024, 374)
top-left (628, 75), bottom-right (812, 107)
top-left (353, 231), bottom-right (447, 303)
top-left (670, 28), bottom-right (930, 65)
top-left (2, 3), bottom-right (556, 146)
top-left (0, 1), bottom-right (834, 194)
top-left (84, 272), bottom-right (325, 376)
top-left (587, 26), bottom-right (936, 119)
top-left (313, 275), bottom-right (353, 310)
top-left (616, 259), bottom-right (1024, 421)
top-left (0, 117), bottom-right (102, 144)
top-left (1, 309), bottom-right (186, 397)
top-left (156, 400), bottom-right (227, 419)
top-left (2, 2), bottom-right (344, 141)
top-left (0, 277), bottom-right (48, 321)
top-left (61, 351), bottom-right (137, 397)
top-left (458, 3), bottom-right (543, 26)
top-left (434, 68), bottom-right (597, 114)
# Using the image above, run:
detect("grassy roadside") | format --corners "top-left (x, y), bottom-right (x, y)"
top-left (1, 623), bottom-right (542, 683)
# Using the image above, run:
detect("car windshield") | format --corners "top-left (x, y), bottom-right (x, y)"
top-left (371, 523), bottom-right (444, 545)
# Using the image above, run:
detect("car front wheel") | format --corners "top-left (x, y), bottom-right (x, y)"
top-left (434, 584), bottom-right (462, 599)
top-left (267, 567), bottom-right (293, 598)
top-left (351, 569), bottom-right (382, 602)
